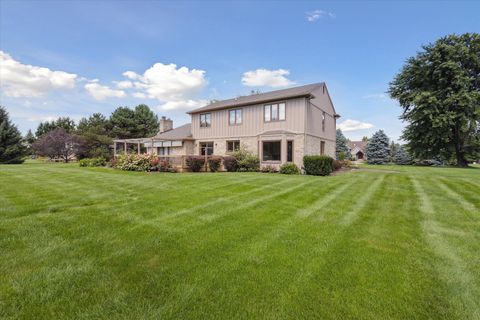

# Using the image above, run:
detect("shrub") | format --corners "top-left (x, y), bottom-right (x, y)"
top-left (233, 146), bottom-right (259, 172)
top-left (279, 163), bottom-right (300, 175)
top-left (303, 155), bottom-right (334, 176)
top-left (223, 156), bottom-right (237, 172)
top-left (394, 146), bottom-right (413, 165)
top-left (186, 156), bottom-right (205, 172)
top-left (208, 156), bottom-right (222, 172)
top-left (79, 157), bottom-right (106, 167)
top-left (332, 159), bottom-right (343, 171)
top-left (113, 153), bottom-right (157, 171)
top-left (261, 165), bottom-right (277, 173)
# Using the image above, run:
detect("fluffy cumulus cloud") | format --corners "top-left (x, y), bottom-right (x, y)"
top-left (84, 80), bottom-right (126, 100)
top-left (306, 10), bottom-right (335, 22)
top-left (338, 119), bottom-right (374, 132)
top-left (123, 62), bottom-right (207, 110)
top-left (242, 69), bottom-right (294, 88)
top-left (0, 51), bottom-right (77, 98)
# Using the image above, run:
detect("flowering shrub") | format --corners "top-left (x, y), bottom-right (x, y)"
top-left (261, 165), bottom-right (277, 173)
top-left (279, 163), bottom-right (300, 175)
top-left (186, 156), bottom-right (205, 172)
top-left (223, 156), bottom-right (237, 172)
top-left (208, 156), bottom-right (222, 172)
top-left (232, 147), bottom-right (259, 172)
top-left (114, 153), bottom-right (158, 171)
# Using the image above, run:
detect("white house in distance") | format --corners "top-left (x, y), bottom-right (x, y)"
top-left (114, 82), bottom-right (339, 170)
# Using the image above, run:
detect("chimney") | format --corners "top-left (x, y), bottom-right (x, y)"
top-left (159, 116), bottom-right (173, 133)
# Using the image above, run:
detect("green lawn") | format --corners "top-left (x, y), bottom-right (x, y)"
top-left (0, 163), bottom-right (479, 319)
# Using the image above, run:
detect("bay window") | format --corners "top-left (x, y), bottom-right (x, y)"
top-left (262, 141), bottom-right (281, 161)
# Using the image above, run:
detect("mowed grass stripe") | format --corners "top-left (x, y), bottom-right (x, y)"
top-left (163, 174), bottom-right (382, 318)
top-left (412, 178), bottom-right (480, 320)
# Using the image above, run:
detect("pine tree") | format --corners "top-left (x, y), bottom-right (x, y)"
top-left (365, 130), bottom-right (390, 164)
top-left (335, 129), bottom-right (350, 160)
top-left (0, 106), bottom-right (26, 164)
top-left (395, 145), bottom-right (413, 165)
top-left (24, 129), bottom-right (36, 155)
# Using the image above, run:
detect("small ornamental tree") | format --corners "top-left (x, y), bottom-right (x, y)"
top-left (336, 129), bottom-right (350, 160)
top-left (395, 145), bottom-right (413, 165)
top-left (0, 106), bottom-right (26, 164)
top-left (365, 130), bottom-right (391, 164)
top-left (32, 128), bottom-right (84, 162)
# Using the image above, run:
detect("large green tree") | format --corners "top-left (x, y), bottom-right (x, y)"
top-left (335, 129), bottom-right (350, 160)
top-left (0, 106), bottom-right (26, 164)
top-left (133, 104), bottom-right (158, 137)
top-left (109, 105), bottom-right (158, 139)
top-left (76, 113), bottom-right (112, 159)
top-left (389, 33), bottom-right (480, 167)
top-left (365, 130), bottom-right (390, 164)
top-left (36, 117), bottom-right (76, 137)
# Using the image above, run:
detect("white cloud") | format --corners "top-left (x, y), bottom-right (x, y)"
top-left (85, 81), bottom-right (126, 100)
top-left (306, 10), bottom-right (335, 22)
top-left (114, 80), bottom-right (133, 89)
top-left (338, 119), bottom-right (374, 132)
top-left (119, 62), bottom-right (207, 110)
top-left (242, 69), bottom-right (294, 88)
top-left (159, 99), bottom-right (208, 111)
top-left (0, 51), bottom-right (77, 98)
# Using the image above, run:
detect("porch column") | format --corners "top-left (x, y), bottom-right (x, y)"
top-left (124, 142), bottom-right (127, 154)
top-left (137, 141), bottom-right (140, 155)
top-left (113, 142), bottom-right (117, 158)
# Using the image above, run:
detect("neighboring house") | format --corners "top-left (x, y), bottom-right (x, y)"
top-left (347, 141), bottom-right (367, 160)
top-left (114, 82), bottom-right (339, 170)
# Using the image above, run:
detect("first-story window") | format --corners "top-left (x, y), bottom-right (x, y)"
top-left (229, 109), bottom-right (242, 125)
top-left (320, 141), bottom-right (325, 155)
top-left (158, 147), bottom-right (170, 156)
top-left (227, 140), bottom-right (240, 152)
top-left (200, 142), bottom-right (214, 155)
top-left (200, 113), bottom-right (211, 127)
top-left (262, 141), bottom-right (281, 161)
top-left (287, 140), bottom-right (293, 162)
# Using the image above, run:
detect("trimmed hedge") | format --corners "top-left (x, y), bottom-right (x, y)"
top-left (186, 156), bottom-right (205, 172)
top-left (79, 157), bottom-right (107, 167)
top-left (208, 156), bottom-right (222, 172)
top-left (303, 155), bottom-right (334, 176)
top-left (279, 163), bottom-right (300, 175)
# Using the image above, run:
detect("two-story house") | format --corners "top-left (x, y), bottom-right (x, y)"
top-left (118, 82), bottom-right (339, 170)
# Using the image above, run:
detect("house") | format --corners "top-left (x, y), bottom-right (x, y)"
top-left (347, 140), bottom-right (367, 160)
top-left (114, 82), bottom-right (339, 170)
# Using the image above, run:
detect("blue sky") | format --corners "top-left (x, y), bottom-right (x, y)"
top-left (1, 1), bottom-right (479, 140)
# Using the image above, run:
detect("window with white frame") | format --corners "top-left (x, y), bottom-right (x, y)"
top-left (264, 103), bottom-right (285, 122)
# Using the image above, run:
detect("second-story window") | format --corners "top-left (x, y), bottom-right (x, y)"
top-left (264, 103), bottom-right (285, 122)
top-left (322, 112), bottom-right (326, 132)
top-left (200, 113), bottom-right (211, 128)
top-left (229, 109), bottom-right (242, 125)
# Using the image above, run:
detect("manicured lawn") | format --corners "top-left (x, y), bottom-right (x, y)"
top-left (0, 163), bottom-right (479, 319)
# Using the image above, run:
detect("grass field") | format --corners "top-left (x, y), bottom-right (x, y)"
top-left (0, 163), bottom-right (479, 319)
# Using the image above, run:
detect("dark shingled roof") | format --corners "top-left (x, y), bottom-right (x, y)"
top-left (187, 82), bottom-right (325, 114)
top-left (152, 123), bottom-right (192, 141)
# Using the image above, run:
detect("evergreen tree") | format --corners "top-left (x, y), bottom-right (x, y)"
top-left (133, 104), bottom-right (158, 137)
top-left (395, 145), bottom-right (413, 165)
top-left (335, 129), bottom-right (350, 160)
top-left (24, 129), bottom-right (36, 156)
top-left (389, 33), bottom-right (480, 167)
top-left (0, 106), bottom-right (26, 164)
top-left (109, 107), bottom-right (136, 139)
top-left (365, 130), bottom-right (391, 164)
top-left (76, 113), bottom-right (112, 159)
top-left (389, 141), bottom-right (400, 162)
top-left (36, 117), bottom-right (76, 137)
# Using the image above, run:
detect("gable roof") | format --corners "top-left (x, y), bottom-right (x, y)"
top-left (187, 82), bottom-right (325, 114)
top-left (151, 123), bottom-right (192, 141)
top-left (347, 141), bottom-right (367, 152)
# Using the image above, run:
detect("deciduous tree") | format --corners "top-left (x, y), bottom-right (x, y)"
top-left (389, 33), bottom-right (480, 167)
top-left (32, 128), bottom-right (84, 163)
